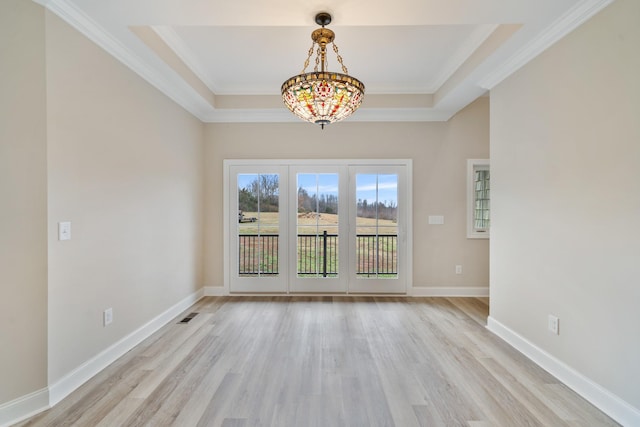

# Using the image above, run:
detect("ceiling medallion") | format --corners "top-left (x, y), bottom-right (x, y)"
top-left (281, 12), bottom-right (365, 129)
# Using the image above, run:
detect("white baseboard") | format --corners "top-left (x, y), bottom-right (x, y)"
top-left (48, 288), bottom-right (204, 406)
top-left (204, 286), bottom-right (226, 296)
top-left (205, 286), bottom-right (489, 298)
top-left (0, 388), bottom-right (49, 427)
top-left (487, 316), bottom-right (640, 427)
top-left (411, 286), bottom-right (489, 297)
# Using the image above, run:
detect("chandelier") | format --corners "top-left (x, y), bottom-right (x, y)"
top-left (281, 12), bottom-right (365, 129)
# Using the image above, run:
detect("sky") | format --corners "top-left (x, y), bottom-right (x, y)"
top-left (354, 174), bottom-right (398, 206)
top-left (238, 173), bottom-right (398, 205)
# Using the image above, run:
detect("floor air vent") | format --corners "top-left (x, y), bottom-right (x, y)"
top-left (178, 312), bottom-right (198, 324)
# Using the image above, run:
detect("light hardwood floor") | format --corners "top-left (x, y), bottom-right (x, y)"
top-left (17, 297), bottom-right (619, 426)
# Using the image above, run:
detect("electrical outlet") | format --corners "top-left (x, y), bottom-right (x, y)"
top-left (58, 221), bottom-right (71, 241)
top-left (103, 308), bottom-right (113, 326)
top-left (455, 265), bottom-right (463, 275)
top-left (548, 314), bottom-right (559, 335)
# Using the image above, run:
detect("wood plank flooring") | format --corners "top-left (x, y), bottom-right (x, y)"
top-left (16, 297), bottom-right (619, 426)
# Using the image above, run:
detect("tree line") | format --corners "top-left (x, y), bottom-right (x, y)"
top-left (357, 199), bottom-right (397, 221)
top-left (238, 175), bottom-right (279, 212)
top-left (238, 176), bottom-right (397, 221)
top-left (297, 188), bottom-right (338, 214)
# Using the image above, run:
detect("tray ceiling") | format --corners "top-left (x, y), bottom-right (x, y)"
top-left (36, 0), bottom-right (612, 122)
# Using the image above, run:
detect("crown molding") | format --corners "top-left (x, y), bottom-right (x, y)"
top-left (203, 107), bottom-right (453, 123)
top-left (479, 0), bottom-right (614, 90)
top-left (37, 0), bottom-right (609, 123)
top-left (37, 0), bottom-right (214, 121)
top-left (430, 24), bottom-right (498, 93)
top-left (36, 1), bottom-right (451, 123)
top-left (151, 26), bottom-right (220, 94)
top-left (353, 108), bottom-right (453, 122)
top-left (204, 108), bottom-right (296, 123)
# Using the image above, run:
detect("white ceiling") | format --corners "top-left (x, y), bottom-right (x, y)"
top-left (36, 0), bottom-right (612, 123)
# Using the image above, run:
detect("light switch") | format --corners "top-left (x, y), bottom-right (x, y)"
top-left (58, 221), bottom-right (71, 241)
top-left (428, 215), bottom-right (445, 225)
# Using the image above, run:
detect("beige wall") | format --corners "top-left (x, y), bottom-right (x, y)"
top-left (0, 0), bottom-right (49, 404)
top-left (44, 12), bottom-right (205, 383)
top-left (490, 0), bottom-right (640, 410)
top-left (204, 98), bottom-right (490, 291)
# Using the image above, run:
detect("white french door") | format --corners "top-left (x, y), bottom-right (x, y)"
top-left (288, 166), bottom-right (348, 293)
top-left (348, 166), bottom-right (407, 293)
top-left (229, 165), bottom-right (288, 292)
top-left (226, 160), bottom-right (410, 294)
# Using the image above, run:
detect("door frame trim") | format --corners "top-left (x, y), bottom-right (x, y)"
top-left (223, 159), bottom-right (413, 295)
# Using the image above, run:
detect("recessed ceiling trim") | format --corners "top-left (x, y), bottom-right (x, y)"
top-left (151, 26), bottom-right (220, 94)
top-left (204, 108), bottom-right (453, 123)
top-left (37, 0), bottom-right (214, 121)
top-left (352, 108), bottom-right (454, 122)
top-left (479, 0), bottom-right (614, 89)
top-left (429, 24), bottom-right (499, 93)
top-left (35, 0), bottom-right (612, 124)
top-left (204, 109), bottom-right (296, 123)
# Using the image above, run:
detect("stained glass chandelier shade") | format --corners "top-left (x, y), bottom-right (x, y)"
top-left (281, 13), bottom-right (365, 128)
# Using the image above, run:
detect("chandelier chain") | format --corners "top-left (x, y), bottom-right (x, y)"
top-left (281, 12), bottom-right (364, 128)
top-left (301, 42), bottom-right (315, 73)
top-left (333, 43), bottom-right (348, 74)
top-left (314, 47), bottom-right (321, 72)
top-left (302, 41), bottom-right (348, 75)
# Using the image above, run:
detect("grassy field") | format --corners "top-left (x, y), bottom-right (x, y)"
top-left (238, 212), bottom-right (398, 276)
top-left (238, 212), bottom-right (398, 235)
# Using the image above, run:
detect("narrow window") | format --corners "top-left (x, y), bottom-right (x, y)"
top-left (467, 159), bottom-right (490, 239)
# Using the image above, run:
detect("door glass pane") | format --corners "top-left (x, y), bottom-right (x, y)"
top-left (297, 173), bottom-right (339, 278)
top-left (355, 174), bottom-right (398, 278)
top-left (237, 173), bottom-right (279, 276)
top-left (474, 168), bottom-right (490, 231)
